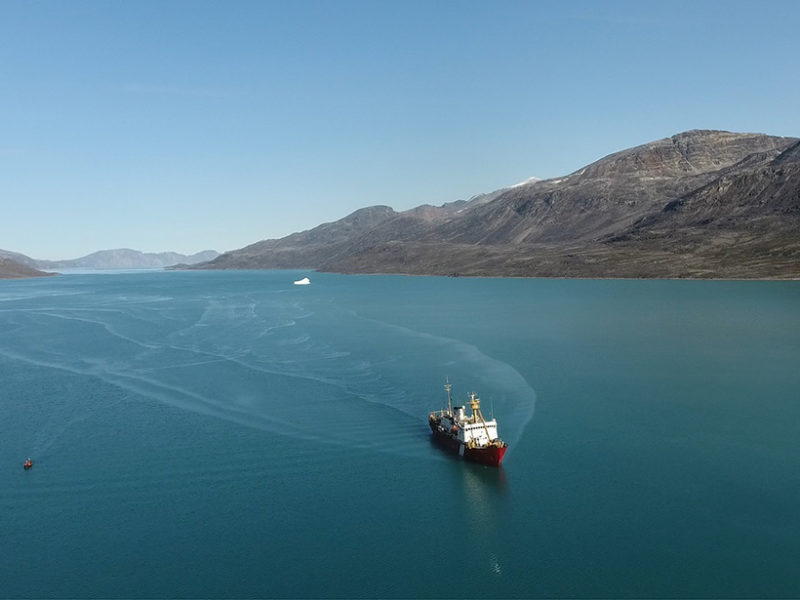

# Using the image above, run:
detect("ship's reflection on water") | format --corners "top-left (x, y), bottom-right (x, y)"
top-left (459, 461), bottom-right (508, 577)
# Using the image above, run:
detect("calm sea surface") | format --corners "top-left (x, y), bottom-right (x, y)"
top-left (1, 271), bottom-right (799, 598)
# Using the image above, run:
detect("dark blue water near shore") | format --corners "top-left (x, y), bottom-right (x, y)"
top-left (2, 271), bottom-right (799, 598)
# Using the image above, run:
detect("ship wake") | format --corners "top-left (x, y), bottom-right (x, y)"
top-left (0, 277), bottom-right (536, 458)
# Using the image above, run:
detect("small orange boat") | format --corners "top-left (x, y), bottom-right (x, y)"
top-left (23, 458), bottom-right (33, 470)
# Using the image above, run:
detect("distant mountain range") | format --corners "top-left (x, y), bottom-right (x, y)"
top-left (0, 249), bottom-right (219, 279)
top-left (190, 130), bottom-right (800, 279)
top-left (37, 249), bottom-right (219, 270)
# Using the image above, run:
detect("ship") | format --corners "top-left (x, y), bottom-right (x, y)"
top-left (429, 381), bottom-right (507, 466)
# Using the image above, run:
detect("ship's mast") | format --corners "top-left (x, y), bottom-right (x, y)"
top-left (469, 392), bottom-right (494, 442)
top-left (445, 379), bottom-right (453, 415)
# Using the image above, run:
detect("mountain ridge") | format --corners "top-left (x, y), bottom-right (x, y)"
top-left (0, 248), bottom-right (220, 278)
top-left (37, 248), bottom-right (219, 270)
top-left (0, 256), bottom-right (55, 279)
top-left (193, 130), bottom-right (800, 279)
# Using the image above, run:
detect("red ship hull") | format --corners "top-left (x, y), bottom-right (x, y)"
top-left (430, 425), bottom-right (507, 467)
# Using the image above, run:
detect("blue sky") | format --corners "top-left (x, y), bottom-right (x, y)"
top-left (2, 0), bottom-right (798, 259)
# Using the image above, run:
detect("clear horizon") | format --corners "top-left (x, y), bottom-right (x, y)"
top-left (3, 0), bottom-right (799, 260)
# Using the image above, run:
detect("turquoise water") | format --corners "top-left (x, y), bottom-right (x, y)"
top-left (1, 271), bottom-right (799, 598)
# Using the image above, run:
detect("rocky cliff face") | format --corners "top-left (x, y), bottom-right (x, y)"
top-left (196, 130), bottom-right (800, 278)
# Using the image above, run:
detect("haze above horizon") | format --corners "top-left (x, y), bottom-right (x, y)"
top-left (2, 0), bottom-right (798, 260)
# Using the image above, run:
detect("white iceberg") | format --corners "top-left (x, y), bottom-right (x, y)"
top-left (293, 277), bottom-right (311, 285)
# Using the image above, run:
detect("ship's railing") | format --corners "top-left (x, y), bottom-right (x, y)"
top-left (429, 409), bottom-right (450, 418)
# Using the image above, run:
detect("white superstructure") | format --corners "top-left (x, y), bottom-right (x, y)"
top-left (430, 388), bottom-right (502, 449)
top-left (454, 413), bottom-right (499, 447)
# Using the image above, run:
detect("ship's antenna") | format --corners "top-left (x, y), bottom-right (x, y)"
top-left (444, 379), bottom-right (452, 414)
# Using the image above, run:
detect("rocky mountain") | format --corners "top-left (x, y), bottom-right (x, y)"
top-left (0, 249), bottom-right (41, 269)
top-left (38, 249), bottom-right (219, 270)
top-left (0, 254), bottom-right (54, 279)
top-left (195, 130), bottom-right (800, 278)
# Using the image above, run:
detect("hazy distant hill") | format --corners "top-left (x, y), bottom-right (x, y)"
top-left (0, 249), bottom-right (41, 270)
top-left (38, 249), bottom-right (220, 270)
top-left (193, 130), bottom-right (800, 278)
top-left (0, 252), bottom-right (54, 279)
